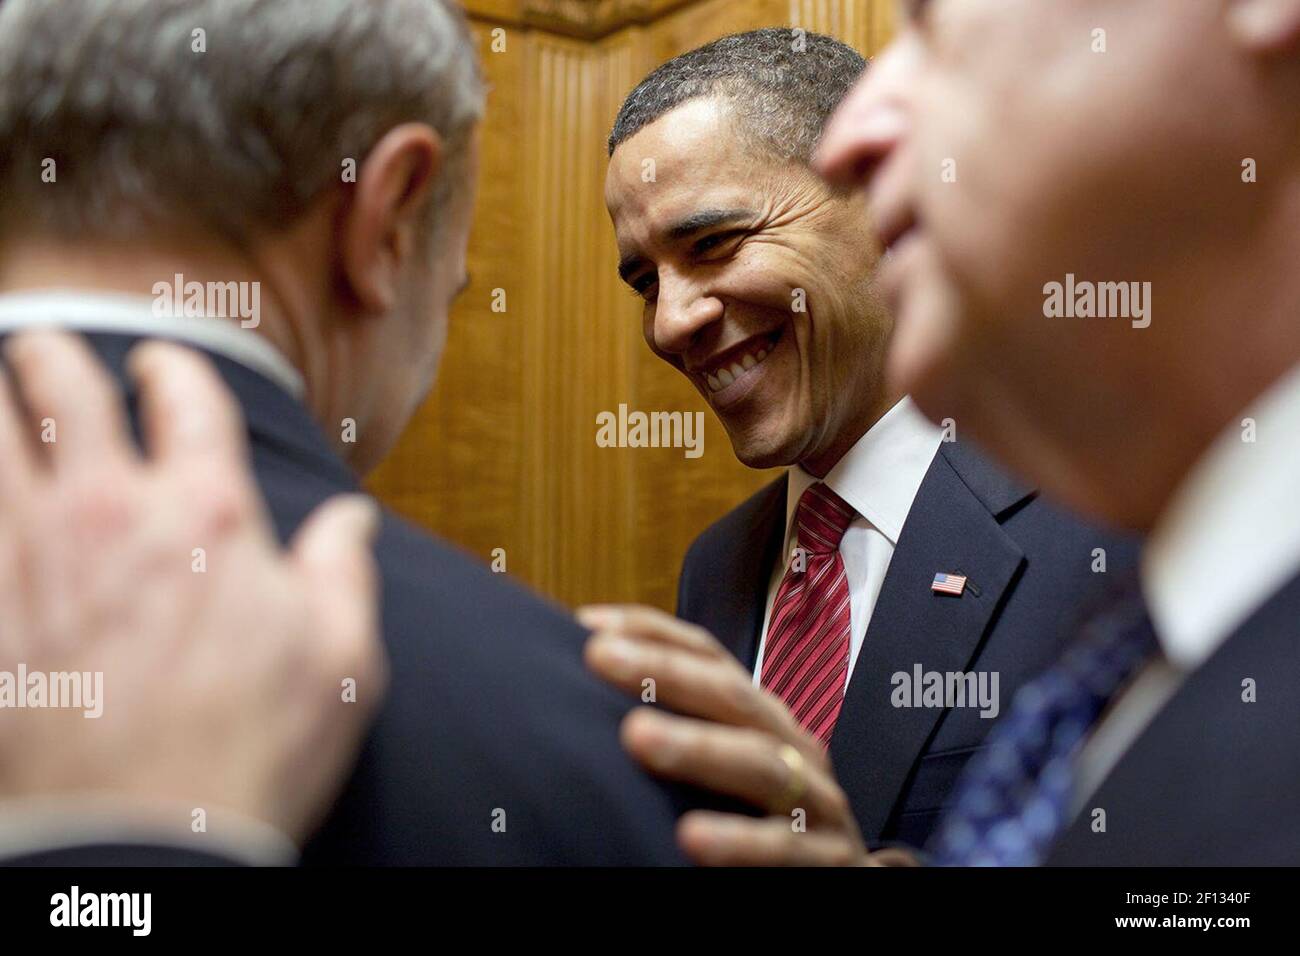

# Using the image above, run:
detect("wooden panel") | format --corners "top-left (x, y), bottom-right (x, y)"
top-left (646, 0), bottom-right (772, 62)
top-left (789, 0), bottom-right (871, 52)
top-left (366, 20), bottom-right (530, 577)
top-left (367, 1), bottom-right (892, 611)
top-left (461, 0), bottom-right (522, 24)
top-left (869, 0), bottom-right (896, 55)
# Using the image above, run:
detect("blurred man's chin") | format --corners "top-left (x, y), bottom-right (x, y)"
top-left (885, 259), bottom-right (969, 418)
top-left (886, 314), bottom-right (950, 417)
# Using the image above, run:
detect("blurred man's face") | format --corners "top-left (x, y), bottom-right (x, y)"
top-left (606, 97), bottom-right (890, 475)
top-left (817, 0), bottom-right (1250, 521)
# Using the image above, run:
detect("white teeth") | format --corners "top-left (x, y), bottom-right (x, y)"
top-left (703, 336), bottom-right (780, 394)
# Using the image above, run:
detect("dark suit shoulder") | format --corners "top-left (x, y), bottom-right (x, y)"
top-left (936, 439), bottom-right (1142, 627)
top-left (682, 475), bottom-right (787, 568)
top-left (77, 332), bottom-right (690, 866)
top-left (302, 509), bottom-right (692, 866)
top-left (676, 475), bottom-right (787, 643)
top-left (998, 484), bottom-right (1141, 625)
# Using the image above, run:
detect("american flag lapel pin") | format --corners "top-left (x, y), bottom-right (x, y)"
top-left (931, 572), bottom-right (968, 596)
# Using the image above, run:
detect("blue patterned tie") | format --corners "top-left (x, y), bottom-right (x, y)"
top-left (927, 579), bottom-right (1159, 866)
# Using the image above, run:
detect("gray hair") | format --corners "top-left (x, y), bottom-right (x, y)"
top-left (0, 0), bottom-right (486, 246)
top-left (608, 28), bottom-right (866, 163)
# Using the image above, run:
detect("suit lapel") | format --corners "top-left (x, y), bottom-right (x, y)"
top-left (714, 474), bottom-right (788, 669)
top-left (829, 441), bottom-right (1028, 839)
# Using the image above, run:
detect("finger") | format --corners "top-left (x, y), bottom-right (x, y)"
top-left (127, 339), bottom-right (250, 470)
top-left (575, 604), bottom-right (725, 658)
top-left (127, 340), bottom-right (271, 545)
top-left (291, 494), bottom-right (386, 709)
top-left (677, 811), bottom-right (864, 866)
top-left (586, 630), bottom-right (802, 742)
top-left (621, 708), bottom-right (848, 822)
top-left (4, 330), bottom-right (137, 472)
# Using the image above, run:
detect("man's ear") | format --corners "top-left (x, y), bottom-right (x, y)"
top-left (341, 123), bottom-right (443, 315)
top-left (1226, 0), bottom-right (1300, 51)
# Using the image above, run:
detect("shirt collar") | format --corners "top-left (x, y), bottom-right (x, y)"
top-left (1142, 360), bottom-right (1300, 670)
top-left (0, 289), bottom-right (304, 399)
top-left (784, 396), bottom-right (944, 553)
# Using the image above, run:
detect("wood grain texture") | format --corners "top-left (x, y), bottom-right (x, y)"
top-left (367, 0), bottom-right (890, 611)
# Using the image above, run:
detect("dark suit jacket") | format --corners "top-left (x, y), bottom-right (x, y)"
top-left (1047, 569), bottom-right (1300, 865)
top-left (6, 332), bottom-right (694, 866)
top-left (677, 438), bottom-right (1139, 848)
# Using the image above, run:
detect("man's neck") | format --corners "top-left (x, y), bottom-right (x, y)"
top-left (798, 389), bottom-right (903, 479)
top-left (0, 239), bottom-right (309, 382)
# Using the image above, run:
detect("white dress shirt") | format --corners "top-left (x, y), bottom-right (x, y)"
top-left (1072, 359), bottom-right (1300, 809)
top-left (753, 397), bottom-right (945, 684)
top-left (0, 288), bottom-right (304, 864)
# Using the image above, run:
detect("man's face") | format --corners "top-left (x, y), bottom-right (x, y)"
top-left (605, 97), bottom-right (890, 474)
top-left (817, 0), bottom-right (1244, 520)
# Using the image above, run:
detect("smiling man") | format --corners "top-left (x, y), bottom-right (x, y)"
top-left (597, 29), bottom-right (1138, 854)
top-left (0, 0), bottom-right (705, 866)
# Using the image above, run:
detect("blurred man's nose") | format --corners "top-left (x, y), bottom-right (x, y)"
top-left (814, 39), bottom-right (915, 193)
top-left (652, 274), bottom-right (724, 356)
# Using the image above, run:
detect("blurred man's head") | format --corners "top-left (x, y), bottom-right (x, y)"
top-left (817, 0), bottom-right (1300, 529)
top-left (605, 29), bottom-right (891, 477)
top-left (0, 0), bottom-right (485, 473)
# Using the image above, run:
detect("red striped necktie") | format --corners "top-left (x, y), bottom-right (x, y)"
top-left (760, 482), bottom-right (856, 747)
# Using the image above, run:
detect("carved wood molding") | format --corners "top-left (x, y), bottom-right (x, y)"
top-left (465, 0), bottom-right (703, 39)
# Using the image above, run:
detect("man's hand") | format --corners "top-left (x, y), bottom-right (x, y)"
top-left (0, 331), bottom-right (386, 848)
top-left (579, 604), bottom-right (914, 866)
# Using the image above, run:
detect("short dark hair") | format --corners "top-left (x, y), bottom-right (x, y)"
top-left (607, 28), bottom-right (867, 161)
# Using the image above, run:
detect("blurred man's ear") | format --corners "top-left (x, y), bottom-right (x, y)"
top-left (341, 123), bottom-right (443, 315)
top-left (1226, 0), bottom-right (1300, 51)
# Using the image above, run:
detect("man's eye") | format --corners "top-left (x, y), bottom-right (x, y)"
top-left (693, 231), bottom-right (742, 257)
top-left (629, 275), bottom-right (658, 300)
